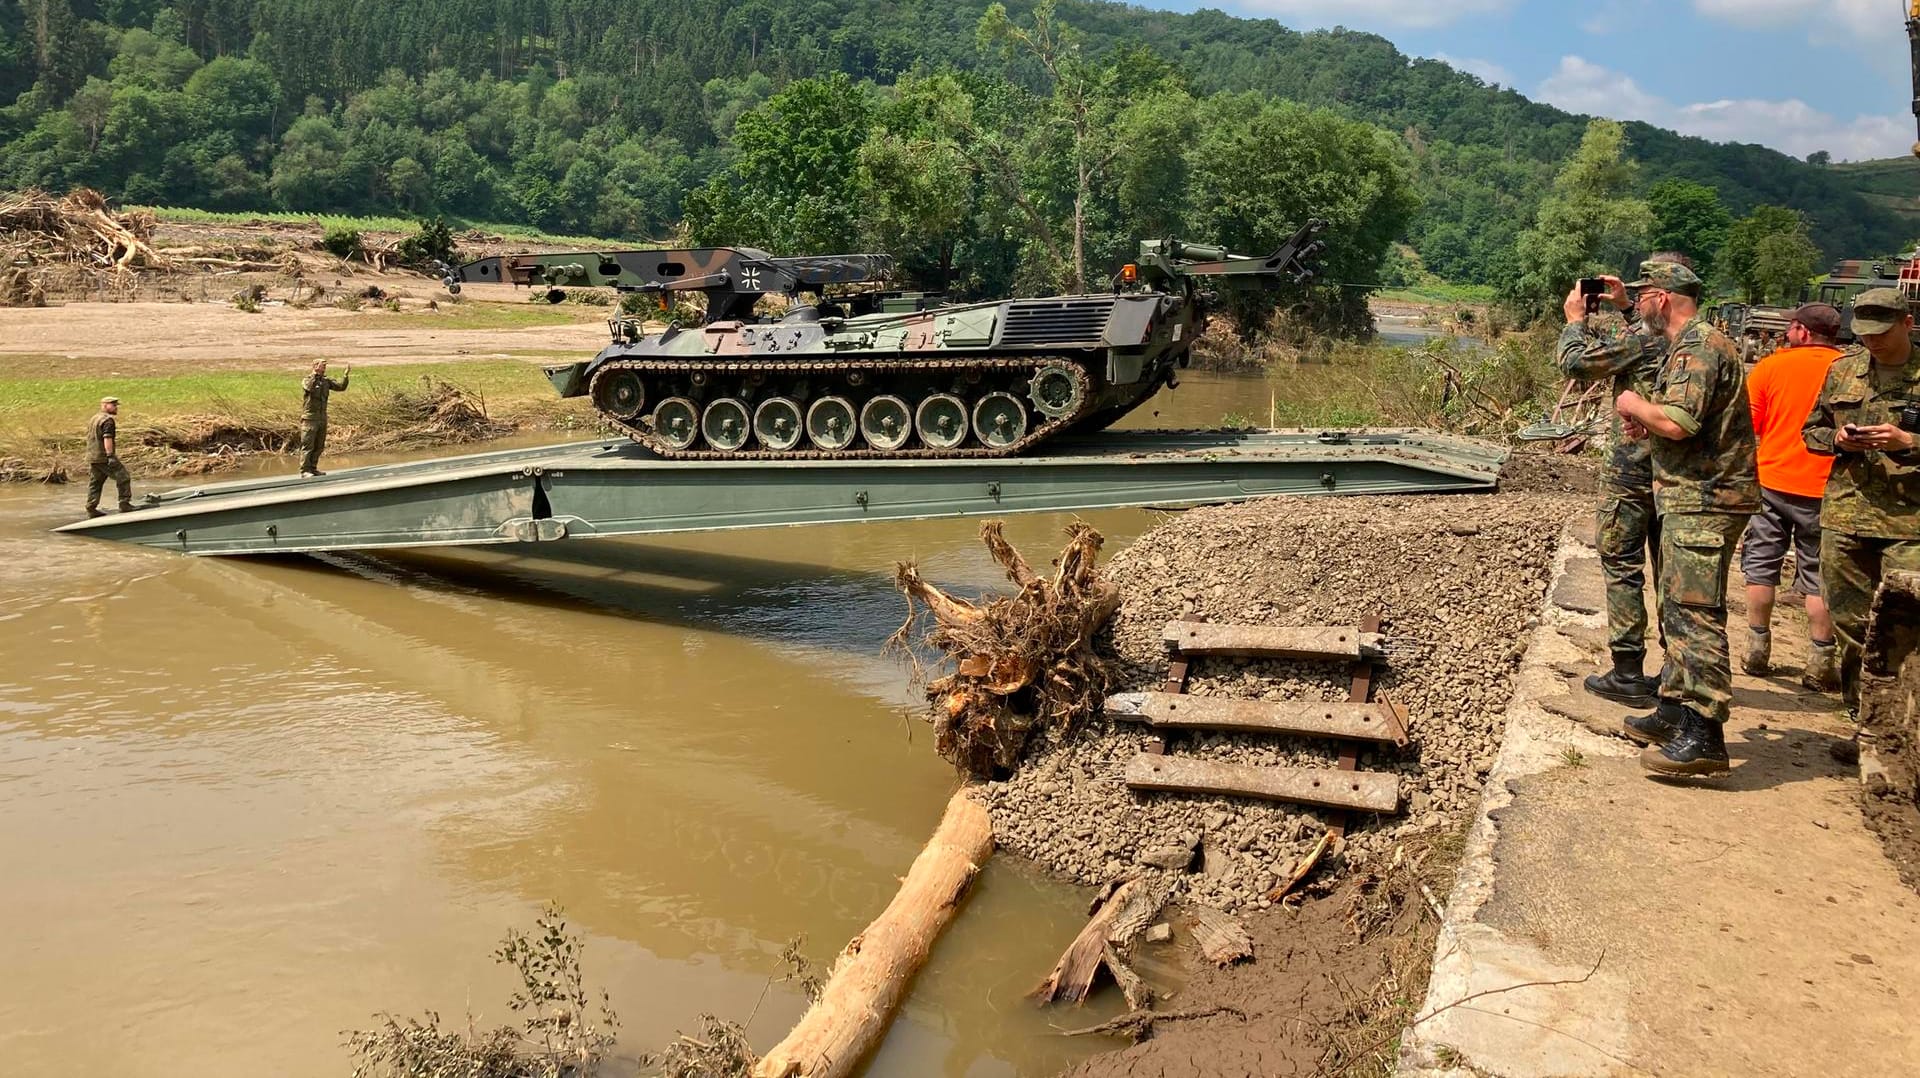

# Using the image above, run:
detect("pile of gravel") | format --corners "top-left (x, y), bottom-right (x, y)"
top-left (980, 492), bottom-right (1577, 912)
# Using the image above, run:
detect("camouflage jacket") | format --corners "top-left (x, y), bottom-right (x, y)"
top-left (1646, 314), bottom-right (1760, 515)
top-left (1557, 315), bottom-right (1664, 486)
top-left (1802, 346), bottom-right (1920, 539)
top-left (86, 412), bottom-right (116, 463)
top-left (302, 370), bottom-right (349, 423)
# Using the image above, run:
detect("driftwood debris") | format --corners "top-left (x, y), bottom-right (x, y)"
top-left (1058, 1005), bottom-right (1247, 1042)
top-left (752, 788), bottom-right (993, 1078)
top-left (1033, 874), bottom-right (1171, 1005)
top-left (893, 522), bottom-right (1121, 776)
top-left (1266, 828), bottom-right (1337, 903)
top-left (0, 188), bottom-right (168, 273)
top-left (1188, 904), bottom-right (1254, 967)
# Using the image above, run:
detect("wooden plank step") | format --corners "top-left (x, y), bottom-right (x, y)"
top-left (1105, 691), bottom-right (1409, 748)
top-left (1162, 621), bottom-right (1384, 662)
top-left (1124, 754), bottom-right (1399, 814)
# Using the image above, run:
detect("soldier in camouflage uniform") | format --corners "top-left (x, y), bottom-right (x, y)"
top-left (84, 396), bottom-right (135, 517)
top-left (299, 359), bottom-right (350, 477)
top-left (1611, 262), bottom-right (1760, 777)
top-left (1555, 257), bottom-right (1699, 707)
top-left (1801, 288), bottom-right (1920, 713)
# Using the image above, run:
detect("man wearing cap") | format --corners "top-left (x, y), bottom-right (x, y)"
top-left (1557, 256), bottom-right (1695, 709)
top-left (1802, 287), bottom-right (1920, 714)
top-left (84, 396), bottom-right (136, 517)
top-left (1740, 303), bottom-right (1844, 689)
top-left (299, 359), bottom-right (350, 477)
top-left (1612, 260), bottom-right (1761, 777)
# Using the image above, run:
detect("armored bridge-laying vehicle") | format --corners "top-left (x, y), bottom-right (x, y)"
top-left (445, 223), bottom-right (1325, 458)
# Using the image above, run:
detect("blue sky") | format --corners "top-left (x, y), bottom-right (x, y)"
top-left (1142, 0), bottom-right (1917, 161)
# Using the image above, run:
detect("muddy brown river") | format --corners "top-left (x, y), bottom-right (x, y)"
top-left (0, 371), bottom-right (1334, 1076)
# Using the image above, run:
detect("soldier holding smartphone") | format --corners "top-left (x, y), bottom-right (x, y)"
top-left (1802, 288), bottom-right (1920, 721)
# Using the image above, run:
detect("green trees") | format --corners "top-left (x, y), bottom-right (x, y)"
top-left (683, 73), bottom-right (871, 253)
top-left (1510, 120), bottom-right (1651, 310)
top-left (1646, 178), bottom-right (1730, 282)
top-left (1722, 206), bottom-right (1819, 304)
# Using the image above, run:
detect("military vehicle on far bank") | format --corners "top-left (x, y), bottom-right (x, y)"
top-left (1711, 252), bottom-right (1920, 363)
top-left (445, 223), bottom-right (1326, 458)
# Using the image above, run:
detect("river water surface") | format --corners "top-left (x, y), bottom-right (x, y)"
top-left (0, 369), bottom-right (1356, 1076)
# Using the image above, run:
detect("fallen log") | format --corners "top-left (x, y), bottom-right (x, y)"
top-left (752, 788), bottom-right (993, 1078)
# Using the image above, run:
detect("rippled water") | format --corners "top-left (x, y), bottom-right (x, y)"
top-left (0, 371), bottom-right (1280, 1076)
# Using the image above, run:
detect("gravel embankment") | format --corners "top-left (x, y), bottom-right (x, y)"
top-left (980, 490), bottom-right (1579, 911)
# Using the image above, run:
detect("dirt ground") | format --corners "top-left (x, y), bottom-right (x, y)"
top-left (1400, 516), bottom-right (1920, 1077)
top-left (0, 286), bottom-right (609, 371)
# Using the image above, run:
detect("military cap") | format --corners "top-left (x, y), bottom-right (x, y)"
top-left (100, 395), bottom-right (119, 404)
top-left (1850, 287), bottom-right (1911, 336)
top-left (1788, 302), bottom-right (1842, 339)
top-left (1624, 260), bottom-right (1704, 295)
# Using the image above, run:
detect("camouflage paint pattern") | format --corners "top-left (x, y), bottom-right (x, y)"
top-left (1598, 480), bottom-right (1662, 656)
top-left (1647, 315), bottom-right (1761, 515)
top-left (1657, 511), bottom-right (1747, 723)
top-left (1801, 346), bottom-right (1920, 540)
top-left (301, 369), bottom-right (348, 474)
top-left (1820, 532), bottom-right (1920, 705)
top-left (1558, 318), bottom-right (1665, 657)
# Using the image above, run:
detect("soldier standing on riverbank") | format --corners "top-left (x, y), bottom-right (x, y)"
top-left (300, 359), bottom-right (350, 477)
top-left (1801, 288), bottom-right (1920, 718)
top-left (1556, 253), bottom-right (1696, 708)
top-left (84, 396), bottom-right (135, 518)
top-left (1611, 261), bottom-right (1760, 777)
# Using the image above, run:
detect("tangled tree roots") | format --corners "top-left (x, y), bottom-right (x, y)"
top-left (892, 522), bottom-right (1122, 777)
top-left (0, 187), bottom-right (166, 273)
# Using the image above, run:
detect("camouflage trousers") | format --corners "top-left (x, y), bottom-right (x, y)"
top-left (299, 421), bottom-right (327, 474)
top-left (1820, 531), bottom-right (1920, 707)
top-left (1656, 511), bottom-right (1748, 724)
top-left (1598, 478), bottom-right (1660, 658)
top-left (85, 458), bottom-right (132, 510)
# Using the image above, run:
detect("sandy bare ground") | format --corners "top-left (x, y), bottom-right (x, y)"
top-left (1402, 517), bottom-right (1920, 1076)
top-left (0, 286), bottom-right (610, 373)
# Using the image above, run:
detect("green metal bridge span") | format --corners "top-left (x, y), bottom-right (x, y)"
top-left (56, 430), bottom-right (1507, 557)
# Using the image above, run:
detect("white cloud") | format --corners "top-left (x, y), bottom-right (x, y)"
top-left (1226, 0), bottom-right (1516, 30)
top-left (1430, 53), bottom-right (1513, 87)
top-left (1537, 55), bottom-right (1911, 161)
top-left (1691, 0), bottom-right (1884, 38)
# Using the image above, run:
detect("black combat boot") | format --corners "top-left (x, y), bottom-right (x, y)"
top-left (1641, 706), bottom-right (1730, 777)
top-left (1583, 650), bottom-right (1656, 707)
top-left (1621, 699), bottom-right (1686, 746)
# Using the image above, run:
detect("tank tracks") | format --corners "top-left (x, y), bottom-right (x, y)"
top-left (585, 355), bottom-right (1097, 460)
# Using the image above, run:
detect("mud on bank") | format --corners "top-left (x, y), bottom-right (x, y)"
top-left (975, 457), bottom-right (1587, 1073)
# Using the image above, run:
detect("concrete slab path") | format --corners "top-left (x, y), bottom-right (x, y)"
top-left (1399, 516), bottom-right (1920, 1077)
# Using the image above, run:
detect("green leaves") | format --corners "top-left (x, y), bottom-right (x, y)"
top-left (1510, 119), bottom-right (1651, 311)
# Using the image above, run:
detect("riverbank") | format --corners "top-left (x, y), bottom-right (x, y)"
top-left (975, 451), bottom-right (1594, 1076)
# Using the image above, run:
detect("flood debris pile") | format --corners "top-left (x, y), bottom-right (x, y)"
top-left (1, 187), bottom-right (171, 305)
top-left (125, 378), bottom-right (509, 477)
top-left (980, 493), bottom-right (1573, 912)
top-left (893, 522), bottom-right (1122, 777)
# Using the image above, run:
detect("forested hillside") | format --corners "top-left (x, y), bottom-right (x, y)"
top-left (1, 0), bottom-right (1911, 299)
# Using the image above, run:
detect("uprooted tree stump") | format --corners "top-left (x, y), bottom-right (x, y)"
top-left (892, 522), bottom-right (1122, 777)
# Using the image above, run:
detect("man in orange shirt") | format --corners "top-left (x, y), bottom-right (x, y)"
top-left (1740, 302), bottom-right (1843, 689)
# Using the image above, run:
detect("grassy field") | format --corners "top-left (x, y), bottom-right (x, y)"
top-left (133, 205), bottom-right (641, 249)
top-left (0, 359), bottom-right (569, 437)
